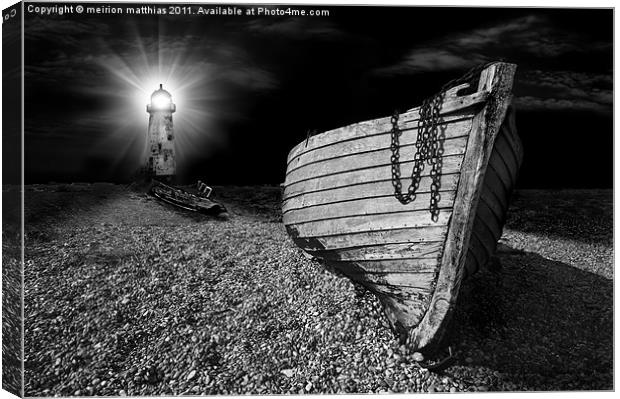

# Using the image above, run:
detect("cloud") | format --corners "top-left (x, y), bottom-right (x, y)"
top-left (372, 15), bottom-right (612, 114)
top-left (25, 25), bottom-right (278, 91)
top-left (375, 49), bottom-right (486, 76)
top-left (244, 17), bottom-right (346, 40)
top-left (513, 96), bottom-right (611, 113)
top-left (375, 15), bottom-right (611, 76)
top-left (514, 70), bottom-right (612, 114)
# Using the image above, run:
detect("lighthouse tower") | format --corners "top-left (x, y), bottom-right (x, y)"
top-left (145, 84), bottom-right (176, 181)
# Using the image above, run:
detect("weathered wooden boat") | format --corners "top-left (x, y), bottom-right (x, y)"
top-left (150, 179), bottom-right (227, 215)
top-left (282, 62), bottom-right (522, 351)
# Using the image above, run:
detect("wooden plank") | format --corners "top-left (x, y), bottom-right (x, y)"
top-left (346, 271), bottom-right (437, 290)
top-left (285, 136), bottom-right (469, 185)
top-left (374, 292), bottom-right (430, 332)
top-left (491, 133), bottom-right (518, 189)
top-left (282, 174), bottom-right (460, 212)
top-left (408, 62), bottom-right (517, 350)
top-left (288, 115), bottom-right (473, 169)
top-left (289, 209), bottom-right (452, 238)
top-left (287, 92), bottom-right (487, 163)
top-left (310, 241), bottom-right (444, 262)
top-left (469, 229), bottom-right (491, 267)
top-left (288, 119), bottom-right (472, 169)
top-left (283, 191), bottom-right (457, 224)
top-left (479, 183), bottom-right (506, 224)
top-left (284, 155), bottom-right (463, 199)
top-left (488, 149), bottom-right (513, 195)
top-left (325, 258), bottom-right (439, 273)
top-left (474, 200), bottom-right (503, 241)
top-left (367, 282), bottom-right (433, 298)
top-left (481, 165), bottom-right (509, 211)
top-left (495, 126), bottom-right (521, 181)
top-left (463, 251), bottom-right (479, 280)
top-left (471, 217), bottom-right (496, 261)
top-left (287, 226), bottom-right (449, 251)
top-left (499, 106), bottom-right (523, 168)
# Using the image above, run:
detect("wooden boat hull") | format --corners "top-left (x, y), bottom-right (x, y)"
top-left (282, 63), bottom-right (522, 351)
top-left (150, 180), bottom-right (227, 215)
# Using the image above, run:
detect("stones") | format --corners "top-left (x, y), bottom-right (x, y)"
top-left (186, 370), bottom-right (197, 381)
top-left (21, 186), bottom-right (614, 395)
top-left (412, 352), bottom-right (425, 362)
top-left (281, 369), bottom-right (295, 378)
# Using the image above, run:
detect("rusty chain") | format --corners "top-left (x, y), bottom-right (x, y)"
top-left (390, 62), bottom-right (498, 222)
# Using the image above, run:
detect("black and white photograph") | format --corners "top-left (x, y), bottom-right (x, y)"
top-left (1, 0), bottom-right (614, 396)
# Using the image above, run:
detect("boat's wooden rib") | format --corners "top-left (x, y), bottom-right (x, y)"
top-left (283, 174), bottom-right (460, 212)
top-left (285, 155), bottom-right (463, 197)
top-left (282, 62), bottom-right (521, 352)
top-left (289, 120), bottom-right (472, 169)
top-left (285, 136), bottom-right (469, 185)
top-left (283, 192), bottom-right (457, 224)
top-left (288, 226), bottom-right (449, 251)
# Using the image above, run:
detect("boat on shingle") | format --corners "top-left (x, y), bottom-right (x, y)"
top-left (282, 62), bottom-right (522, 351)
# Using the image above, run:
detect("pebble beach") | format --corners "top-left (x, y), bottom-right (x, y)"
top-left (13, 184), bottom-right (613, 395)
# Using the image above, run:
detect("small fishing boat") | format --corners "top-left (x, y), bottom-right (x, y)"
top-left (150, 179), bottom-right (227, 215)
top-left (282, 62), bottom-right (522, 351)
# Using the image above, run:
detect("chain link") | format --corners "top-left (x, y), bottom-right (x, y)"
top-left (390, 62), bottom-right (498, 222)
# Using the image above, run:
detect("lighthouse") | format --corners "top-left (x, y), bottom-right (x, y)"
top-left (145, 84), bottom-right (176, 181)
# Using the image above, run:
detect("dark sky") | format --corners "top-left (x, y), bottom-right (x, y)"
top-left (10, 3), bottom-right (614, 187)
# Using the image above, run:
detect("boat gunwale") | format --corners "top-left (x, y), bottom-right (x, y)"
top-left (286, 114), bottom-right (475, 168)
top-left (286, 91), bottom-right (489, 164)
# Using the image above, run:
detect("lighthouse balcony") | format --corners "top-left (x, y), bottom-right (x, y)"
top-left (147, 103), bottom-right (176, 113)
